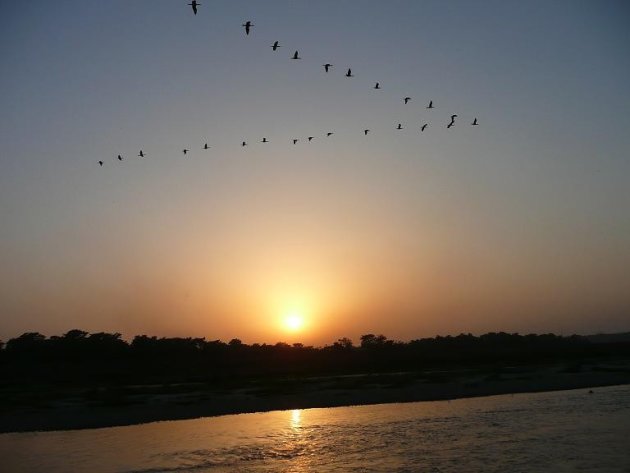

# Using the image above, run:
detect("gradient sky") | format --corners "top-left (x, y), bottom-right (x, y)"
top-left (1, 0), bottom-right (629, 345)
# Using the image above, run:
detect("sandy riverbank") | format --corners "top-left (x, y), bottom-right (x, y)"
top-left (1, 362), bottom-right (629, 433)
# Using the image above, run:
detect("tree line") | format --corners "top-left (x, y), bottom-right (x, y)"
top-left (1, 330), bottom-right (629, 387)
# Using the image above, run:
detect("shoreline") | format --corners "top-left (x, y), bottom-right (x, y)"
top-left (1, 366), bottom-right (629, 434)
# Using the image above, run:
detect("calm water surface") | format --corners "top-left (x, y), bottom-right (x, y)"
top-left (1, 385), bottom-right (629, 472)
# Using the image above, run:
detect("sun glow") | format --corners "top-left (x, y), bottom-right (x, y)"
top-left (283, 312), bottom-right (305, 332)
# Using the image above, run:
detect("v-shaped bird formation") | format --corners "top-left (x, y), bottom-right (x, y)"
top-left (99, 3), bottom-right (480, 167)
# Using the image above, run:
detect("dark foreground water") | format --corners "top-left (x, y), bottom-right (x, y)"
top-left (1, 385), bottom-right (629, 473)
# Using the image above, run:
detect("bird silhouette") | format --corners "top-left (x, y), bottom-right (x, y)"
top-left (323, 63), bottom-right (333, 73)
top-left (138, 151), bottom-right (145, 158)
top-left (447, 114), bottom-right (457, 128)
top-left (404, 97), bottom-right (411, 104)
top-left (242, 141), bottom-right (247, 147)
top-left (396, 123), bottom-right (403, 130)
top-left (188, 1), bottom-right (200, 15)
top-left (203, 143), bottom-right (210, 150)
top-left (242, 21), bottom-right (253, 35)
top-left (117, 154), bottom-right (123, 161)
top-left (308, 136), bottom-right (314, 142)
top-left (326, 132), bottom-right (334, 136)
top-left (98, 160), bottom-right (103, 166)
top-left (364, 129), bottom-right (370, 135)
top-left (183, 149), bottom-right (189, 155)
top-left (291, 50), bottom-right (301, 60)
top-left (421, 124), bottom-right (428, 131)
top-left (374, 82), bottom-right (381, 89)
top-left (292, 139), bottom-right (299, 144)
top-left (261, 137), bottom-right (269, 143)
top-left (270, 41), bottom-right (281, 51)
top-left (427, 100), bottom-right (434, 109)
top-left (471, 118), bottom-right (479, 126)
top-left (345, 68), bottom-right (354, 78)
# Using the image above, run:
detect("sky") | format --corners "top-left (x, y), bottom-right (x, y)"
top-left (1, 0), bottom-right (629, 345)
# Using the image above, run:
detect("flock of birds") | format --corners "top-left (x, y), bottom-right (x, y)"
top-left (97, 1), bottom-right (480, 167)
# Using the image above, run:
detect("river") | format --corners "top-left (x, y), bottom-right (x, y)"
top-left (1, 385), bottom-right (629, 472)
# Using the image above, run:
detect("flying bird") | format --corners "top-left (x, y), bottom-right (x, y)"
top-left (292, 139), bottom-right (299, 144)
top-left (323, 63), bottom-right (333, 73)
top-left (308, 136), bottom-right (314, 142)
top-left (326, 132), bottom-right (334, 136)
top-left (374, 82), bottom-right (381, 89)
top-left (242, 141), bottom-right (247, 147)
top-left (271, 41), bottom-right (281, 51)
top-left (242, 21), bottom-right (253, 35)
top-left (364, 129), bottom-right (370, 135)
top-left (183, 149), bottom-right (189, 155)
top-left (261, 138), bottom-right (269, 143)
top-left (98, 160), bottom-right (103, 166)
top-left (138, 151), bottom-right (145, 158)
top-left (117, 154), bottom-right (123, 161)
top-left (421, 124), bottom-right (428, 132)
top-left (345, 68), bottom-right (354, 78)
top-left (203, 143), bottom-right (210, 150)
top-left (396, 123), bottom-right (403, 130)
top-left (471, 118), bottom-right (479, 126)
top-left (427, 100), bottom-right (434, 109)
top-left (291, 50), bottom-right (301, 60)
top-left (404, 97), bottom-right (411, 104)
top-left (188, 1), bottom-right (200, 15)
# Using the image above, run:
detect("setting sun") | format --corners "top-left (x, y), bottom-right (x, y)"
top-left (283, 312), bottom-right (305, 332)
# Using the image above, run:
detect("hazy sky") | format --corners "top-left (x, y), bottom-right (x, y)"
top-left (1, 1), bottom-right (629, 345)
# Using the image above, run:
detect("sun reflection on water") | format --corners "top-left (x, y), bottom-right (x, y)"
top-left (290, 409), bottom-right (301, 430)
top-left (285, 409), bottom-right (311, 472)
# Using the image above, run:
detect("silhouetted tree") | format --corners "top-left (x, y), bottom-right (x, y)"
top-left (64, 329), bottom-right (89, 340)
top-left (5, 332), bottom-right (47, 355)
top-left (332, 337), bottom-right (354, 350)
top-left (360, 334), bottom-right (389, 349)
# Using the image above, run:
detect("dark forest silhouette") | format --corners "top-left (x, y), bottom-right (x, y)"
top-left (2, 330), bottom-right (629, 387)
